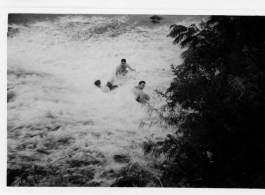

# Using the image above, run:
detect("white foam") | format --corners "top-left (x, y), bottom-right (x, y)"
top-left (7, 15), bottom-right (191, 185)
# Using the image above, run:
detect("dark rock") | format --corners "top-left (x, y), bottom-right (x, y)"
top-left (7, 90), bottom-right (16, 103)
top-left (7, 27), bottom-right (19, 38)
top-left (150, 15), bottom-right (163, 20)
top-left (113, 154), bottom-right (130, 163)
top-left (36, 149), bottom-right (50, 155)
top-left (150, 15), bottom-right (163, 24)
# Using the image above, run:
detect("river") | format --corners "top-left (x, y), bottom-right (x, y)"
top-left (7, 14), bottom-right (202, 186)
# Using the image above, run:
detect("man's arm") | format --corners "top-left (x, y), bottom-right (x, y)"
top-left (107, 74), bottom-right (115, 84)
top-left (115, 65), bottom-right (120, 75)
top-left (126, 64), bottom-right (135, 71)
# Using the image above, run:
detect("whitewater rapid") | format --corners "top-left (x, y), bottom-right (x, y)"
top-left (7, 15), bottom-right (195, 186)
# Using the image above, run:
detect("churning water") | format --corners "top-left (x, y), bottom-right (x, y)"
top-left (7, 14), bottom-right (200, 186)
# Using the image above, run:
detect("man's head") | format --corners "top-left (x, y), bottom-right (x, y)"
top-left (94, 80), bottom-right (101, 88)
top-left (121, 59), bottom-right (126, 66)
top-left (138, 81), bottom-right (146, 90)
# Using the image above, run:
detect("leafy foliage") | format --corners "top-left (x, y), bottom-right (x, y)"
top-left (145, 16), bottom-right (265, 188)
top-left (111, 163), bottom-right (161, 187)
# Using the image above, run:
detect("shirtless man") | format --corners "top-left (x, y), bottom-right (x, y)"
top-left (94, 75), bottom-right (118, 93)
top-left (115, 59), bottom-right (136, 76)
top-left (132, 81), bottom-right (150, 103)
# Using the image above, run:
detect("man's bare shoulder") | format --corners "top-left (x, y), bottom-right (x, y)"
top-left (133, 86), bottom-right (143, 94)
top-left (132, 86), bottom-right (139, 90)
top-left (132, 86), bottom-right (138, 92)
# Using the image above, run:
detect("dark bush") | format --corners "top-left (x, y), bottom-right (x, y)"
top-left (145, 16), bottom-right (265, 188)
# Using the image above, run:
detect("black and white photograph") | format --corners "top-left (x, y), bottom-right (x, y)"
top-left (3, 0), bottom-right (265, 193)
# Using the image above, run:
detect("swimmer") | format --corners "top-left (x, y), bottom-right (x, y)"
top-left (132, 81), bottom-right (150, 103)
top-left (115, 59), bottom-right (136, 76)
top-left (94, 75), bottom-right (118, 93)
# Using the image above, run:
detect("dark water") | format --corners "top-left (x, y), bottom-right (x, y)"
top-left (8, 13), bottom-right (207, 27)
